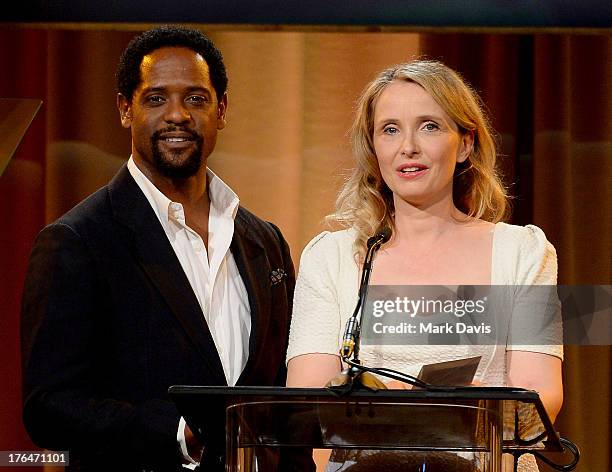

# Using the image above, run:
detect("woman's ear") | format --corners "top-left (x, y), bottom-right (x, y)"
top-left (457, 130), bottom-right (474, 163)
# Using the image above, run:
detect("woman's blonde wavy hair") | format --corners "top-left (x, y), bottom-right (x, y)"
top-left (330, 60), bottom-right (509, 260)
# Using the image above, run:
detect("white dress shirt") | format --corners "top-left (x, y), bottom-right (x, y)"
top-left (127, 157), bottom-right (251, 465)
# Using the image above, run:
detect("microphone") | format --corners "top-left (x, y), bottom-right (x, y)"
top-left (366, 227), bottom-right (392, 250)
top-left (363, 228), bottom-right (392, 274)
top-left (341, 228), bottom-right (391, 360)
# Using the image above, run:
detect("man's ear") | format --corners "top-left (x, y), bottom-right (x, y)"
top-left (117, 93), bottom-right (133, 129)
top-left (457, 130), bottom-right (474, 163)
top-left (217, 92), bottom-right (228, 130)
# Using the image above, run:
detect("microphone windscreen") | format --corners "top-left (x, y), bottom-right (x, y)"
top-left (367, 228), bottom-right (392, 248)
top-left (378, 227), bottom-right (392, 243)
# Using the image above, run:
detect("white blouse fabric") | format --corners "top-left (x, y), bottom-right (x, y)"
top-left (287, 222), bottom-right (562, 369)
top-left (287, 222), bottom-right (563, 472)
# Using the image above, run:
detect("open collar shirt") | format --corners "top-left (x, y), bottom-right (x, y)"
top-left (127, 156), bottom-right (251, 386)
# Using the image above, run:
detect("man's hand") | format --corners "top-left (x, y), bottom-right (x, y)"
top-left (184, 423), bottom-right (204, 463)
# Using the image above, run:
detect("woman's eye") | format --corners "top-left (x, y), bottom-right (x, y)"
top-left (383, 126), bottom-right (399, 135)
top-left (422, 122), bottom-right (440, 131)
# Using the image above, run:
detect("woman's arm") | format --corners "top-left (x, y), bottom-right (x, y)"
top-left (285, 232), bottom-right (349, 388)
top-left (286, 353), bottom-right (342, 387)
top-left (507, 227), bottom-right (564, 422)
top-left (507, 350), bottom-right (563, 422)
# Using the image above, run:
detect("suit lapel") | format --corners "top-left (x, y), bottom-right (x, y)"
top-left (231, 209), bottom-right (272, 385)
top-left (107, 165), bottom-right (226, 385)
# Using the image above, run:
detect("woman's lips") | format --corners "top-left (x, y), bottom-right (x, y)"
top-left (396, 164), bottom-right (429, 179)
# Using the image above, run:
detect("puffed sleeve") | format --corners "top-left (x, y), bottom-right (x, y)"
top-left (286, 232), bottom-right (345, 362)
top-left (507, 225), bottom-right (564, 360)
top-left (514, 225), bottom-right (558, 286)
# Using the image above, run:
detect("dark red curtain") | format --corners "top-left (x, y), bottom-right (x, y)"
top-left (0, 27), bottom-right (48, 470)
top-left (1, 26), bottom-right (610, 472)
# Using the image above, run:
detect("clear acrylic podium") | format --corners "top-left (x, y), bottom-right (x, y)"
top-left (0, 98), bottom-right (42, 178)
top-left (169, 386), bottom-right (563, 471)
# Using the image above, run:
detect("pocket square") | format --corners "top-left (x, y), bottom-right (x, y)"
top-left (270, 268), bottom-right (287, 285)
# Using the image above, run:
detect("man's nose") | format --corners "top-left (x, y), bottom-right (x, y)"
top-left (164, 98), bottom-right (190, 124)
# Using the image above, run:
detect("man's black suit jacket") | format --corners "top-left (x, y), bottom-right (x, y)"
top-left (21, 165), bottom-right (295, 471)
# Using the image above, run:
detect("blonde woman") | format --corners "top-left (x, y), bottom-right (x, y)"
top-left (286, 61), bottom-right (563, 471)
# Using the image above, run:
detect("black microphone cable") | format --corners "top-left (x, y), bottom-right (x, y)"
top-left (341, 356), bottom-right (431, 390)
top-left (338, 358), bottom-right (581, 471)
top-left (529, 437), bottom-right (580, 471)
top-left (510, 411), bottom-right (580, 471)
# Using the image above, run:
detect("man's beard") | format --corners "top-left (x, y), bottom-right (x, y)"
top-left (150, 128), bottom-right (205, 179)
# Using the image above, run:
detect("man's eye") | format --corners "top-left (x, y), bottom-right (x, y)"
top-left (186, 95), bottom-right (206, 105)
top-left (147, 95), bottom-right (165, 104)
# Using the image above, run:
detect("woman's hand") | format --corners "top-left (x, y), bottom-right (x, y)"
top-left (384, 379), bottom-right (413, 389)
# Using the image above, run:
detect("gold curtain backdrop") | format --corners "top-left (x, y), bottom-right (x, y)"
top-left (44, 30), bottom-right (422, 248)
top-left (0, 25), bottom-right (610, 471)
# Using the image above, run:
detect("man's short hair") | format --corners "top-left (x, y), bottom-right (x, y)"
top-left (116, 25), bottom-right (228, 101)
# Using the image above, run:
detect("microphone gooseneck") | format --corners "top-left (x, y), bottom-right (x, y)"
top-left (341, 228), bottom-right (391, 360)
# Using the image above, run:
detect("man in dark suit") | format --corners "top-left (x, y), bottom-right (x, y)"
top-left (21, 26), bottom-right (294, 471)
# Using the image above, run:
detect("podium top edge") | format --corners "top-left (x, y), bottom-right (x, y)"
top-left (168, 385), bottom-right (540, 401)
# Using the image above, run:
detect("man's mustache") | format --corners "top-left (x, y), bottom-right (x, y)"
top-left (152, 127), bottom-right (202, 141)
